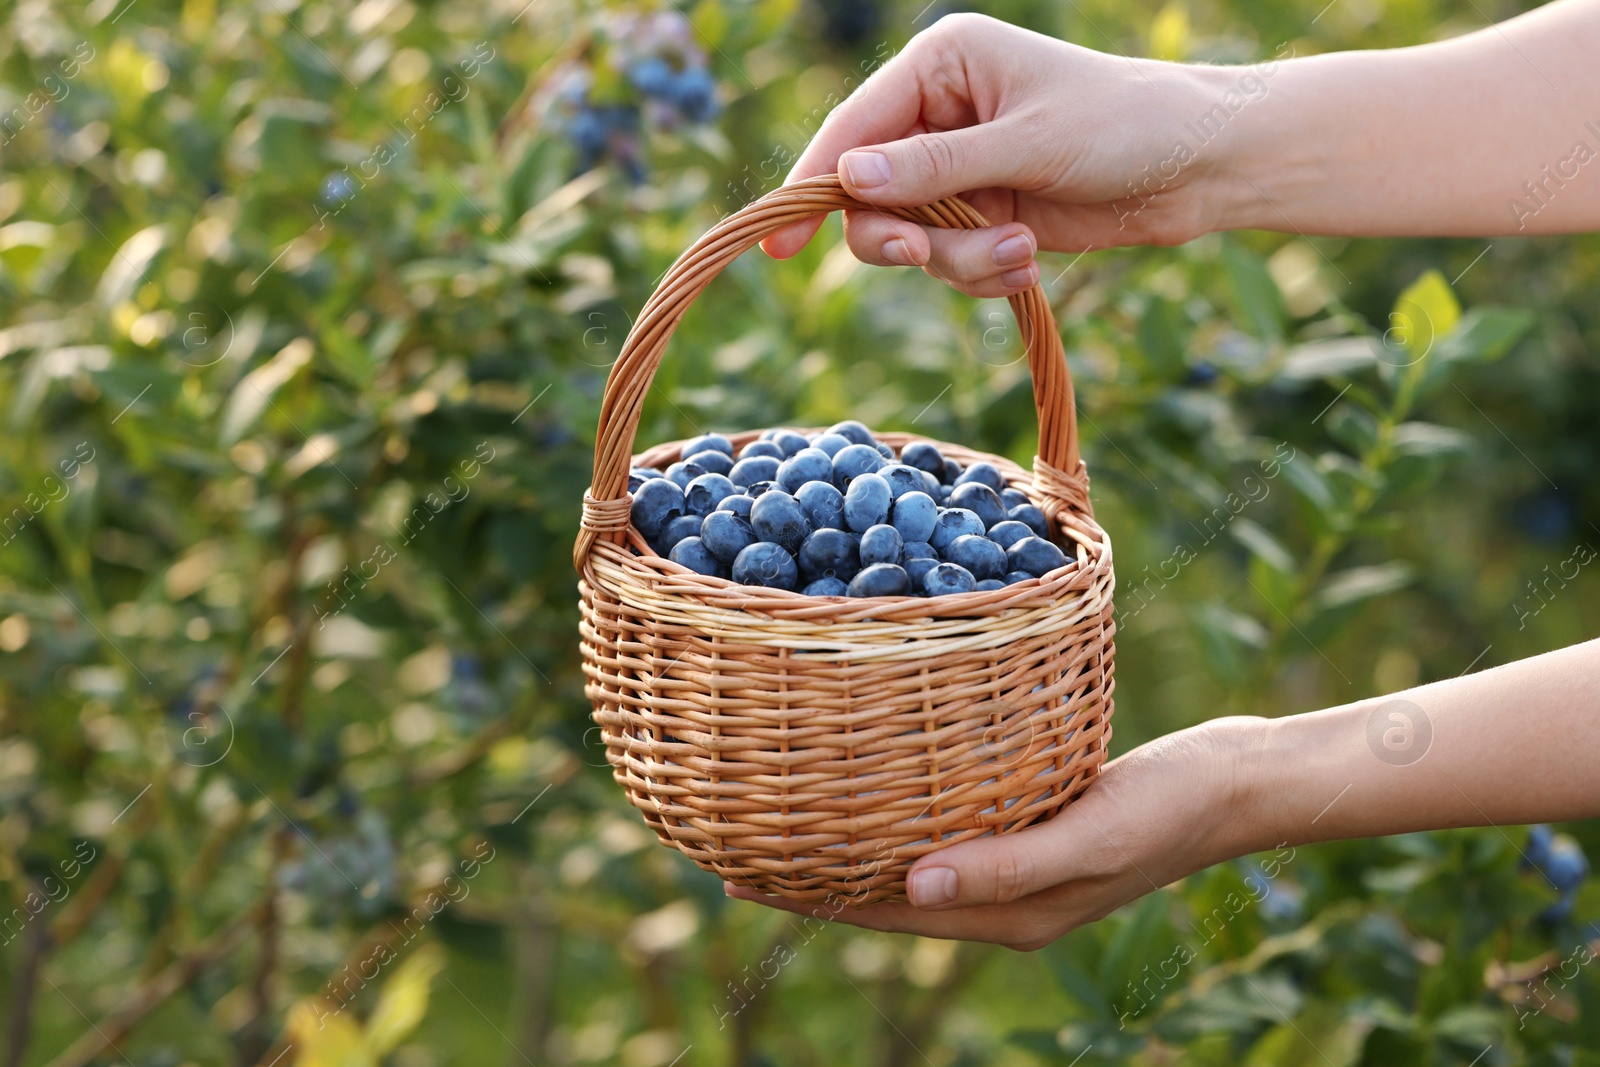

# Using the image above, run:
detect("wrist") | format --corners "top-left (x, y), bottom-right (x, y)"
top-left (1197, 713), bottom-right (1283, 860)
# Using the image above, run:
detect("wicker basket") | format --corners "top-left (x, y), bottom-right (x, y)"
top-left (575, 175), bottom-right (1115, 905)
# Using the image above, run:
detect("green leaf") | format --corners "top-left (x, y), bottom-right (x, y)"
top-left (219, 337), bottom-right (314, 444)
top-left (1276, 453), bottom-right (1338, 513)
top-left (1136, 295), bottom-right (1189, 382)
top-left (1391, 422), bottom-right (1472, 458)
top-left (1389, 269), bottom-right (1460, 356)
top-left (1231, 519), bottom-right (1295, 574)
top-left (1279, 337), bottom-right (1381, 383)
top-left (1324, 403), bottom-right (1379, 454)
top-left (1222, 240), bottom-right (1287, 342)
top-left (1434, 306), bottom-right (1533, 364)
top-left (367, 943), bottom-right (447, 1054)
top-left (1310, 563), bottom-right (1414, 613)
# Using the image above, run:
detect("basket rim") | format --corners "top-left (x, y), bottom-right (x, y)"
top-left (584, 427), bottom-right (1113, 627)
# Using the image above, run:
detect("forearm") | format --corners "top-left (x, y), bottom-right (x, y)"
top-left (1207, 0), bottom-right (1600, 237)
top-left (1234, 638), bottom-right (1600, 854)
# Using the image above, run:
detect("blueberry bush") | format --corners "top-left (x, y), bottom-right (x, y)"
top-left (0, 0), bottom-right (1596, 1065)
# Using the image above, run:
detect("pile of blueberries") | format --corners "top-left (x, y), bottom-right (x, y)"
top-left (1525, 824), bottom-right (1590, 924)
top-left (628, 421), bottom-right (1074, 598)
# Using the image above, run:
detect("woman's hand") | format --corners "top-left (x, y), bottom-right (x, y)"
top-left (726, 715), bottom-right (1272, 951)
top-left (760, 13), bottom-right (1232, 297)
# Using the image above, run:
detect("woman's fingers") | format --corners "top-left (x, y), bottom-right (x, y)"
top-left (841, 212), bottom-right (1040, 296)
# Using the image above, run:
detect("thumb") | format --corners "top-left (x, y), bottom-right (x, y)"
top-left (905, 814), bottom-right (1092, 909)
top-left (838, 123), bottom-right (1030, 207)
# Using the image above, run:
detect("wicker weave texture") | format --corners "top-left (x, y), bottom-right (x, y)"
top-left (575, 177), bottom-right (1116, 904)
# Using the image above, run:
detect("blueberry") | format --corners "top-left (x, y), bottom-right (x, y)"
top-left (1009, 503), bottom-right (1049, 538)
top-left (901, 540), bottom-right (937, 561)
top-left (628, 55), bottom-right (675, 97)
top-left (716, 494), bottom-right (754, 519)
top-left (843, 473), bottom-right (892, 532)
top-left (669, 536), bottom-right (724, 577)
top-left (777, 447), bottom-right (834, 493)
top-left (628, 468), bottom-right (665, 491)
top-left (878, 464), bottom-right (927, 500)
top-left (666, 460), bottom-right (707, 488)
top-left (859, 524), bottom-right (903, 567)
top-left (900, 441), bottom-right (944, 476)
top-left (701, 511), bottom-right (756, 564)
top-left (832, 444), bottom-right (884, 487)
top-left (1007, 536), bottom-right (1069, 577)
top-left (750, 491), bottom-right (810, 554)
top-left (826, 420), bottom-right (875, 446)
top-left (730, 456), bottom-right (781, 487)
top-left (875, 441), bottom-right (895, 459)
top-left (949, 482), bottom-right (1008, 530)
top-left (1526, 825), bottom-right (1555, 870)
top-left (954, 462), bottom-right (1005, 492)
top-left (987, 520), bottom-right (1035, 552)
top-left (1000, 487), bottom-right (1031, 510)
top-left (847, 563), bottom-right (909, 597)
top-left (1541, 893), bottom-right (1576, 925)
top-left (670, 65), bottom-right (719, 122)
top-left (732, 542), bottom-right (799, 589)
top-left (771, 430), bottom-right (811, 457)
top-left (810, 433), bottom-right (853, 458)
top-left (801, 577), bottom-right (850, 597)
top-left (795, 480), bottom-right (845, 530)
top-left (941, 458), bottom-right (963, 485)
top-left (656, 514), bottom-right (703, 554)
top-left (630, 478), bottom-right (686, 538)
top-left (1003, 570), bottom-right (1034, 585)
top-left (798, 528), bottom-right (860, 582)
top-left (976, 579), bottom-right (1006, 591)
top-left (746, 480), bottom-right (778, 497)
top-left (945, 534), bottom-right (1007, 580)
top-left (686, 449), bottom-right (734, 476)
top-left (681, 432), bottom-right (734, 459)
top-left (929, 508), bottom-right (985, 552)
top-left (935, 484), bottom-right (952, 506)
top-left (890, 492), bottom-right (937, 543)
top-left (904, 557), bottom-right (939, 588)
top-left (740, 440), bottom-right (786, 461)
top-left (684, 473), bottom-right (738, 515)
top-left (923, 562), bottom-right (977, 596)
top-left (1545, 841), bottom-right (1589, 892)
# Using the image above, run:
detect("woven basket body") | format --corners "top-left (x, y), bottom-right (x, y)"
top-left (575, 176), bottom-right (1115, 904)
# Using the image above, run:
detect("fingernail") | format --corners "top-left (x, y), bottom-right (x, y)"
top-left (908, 866), bottom-right (957, 907)
top-left (1000, 265), bottom-right (1037, 290)
top-left (844, 151), bottom-right (891, 189)
top-left (883, 238), bottom-right (916, 265)
top-left (992, 234), bottom-right (1034, 267)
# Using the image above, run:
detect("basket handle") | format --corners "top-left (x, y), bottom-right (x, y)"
top-left (576, 173), bottom-right (1081, 569)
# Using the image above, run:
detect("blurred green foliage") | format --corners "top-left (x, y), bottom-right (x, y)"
top-left (0, 0), bottom-right (1596, 1065)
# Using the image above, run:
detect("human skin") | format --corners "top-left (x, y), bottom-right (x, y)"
top-left (727, 639), bottom-right (1600, 949)
top-left (760, 3), bottom-right (1600, 296)
top-left (730, 5), bottom-right (1600, 947)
